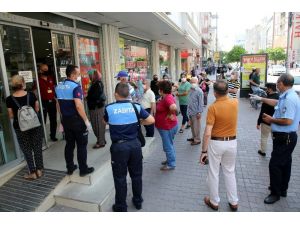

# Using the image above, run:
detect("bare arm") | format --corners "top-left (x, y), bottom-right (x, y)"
top-left (8, 108), bottom-right (14, 119)
top-left (34, 100), bottom-right (40, 113)
top-left (140, 114), bottom-right (155, 125)
top-left (150, 102), bottom-right (156, 115)
top-left (169, 103), bottom-right (177, 113)
top-left (262, 113), bottom-right (293, 125)
top-left (201, 125), bottom-right (213, 153)
top-left (261, 98), bottom-right (278, 107)
top-left (74, 98), bottom-right (88, 122)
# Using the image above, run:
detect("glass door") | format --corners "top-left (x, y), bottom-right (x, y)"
top-left (51, 32), bottom-right (75, 82)
top-left (0, 23), bottom-right (45, 166)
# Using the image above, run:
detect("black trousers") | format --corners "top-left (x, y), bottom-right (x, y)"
top-left (42, 99), bottom-right (57, 139)
top-left (144, 108), bottom-right (154, 137)
top-left (110, 139), bottom-right (143, 212)
top-left (269, 132), bottom-right (298, 196)
top-left (62, 115), bottom-right (88, 172)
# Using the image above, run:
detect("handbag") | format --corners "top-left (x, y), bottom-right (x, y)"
top-left (131, 103), bottom-right (146, 147)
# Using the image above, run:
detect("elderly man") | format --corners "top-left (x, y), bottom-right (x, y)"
top-left (250, 74), bottom-right (300, 204)
top-left (200, 80), bottom-right (239, 211)
top-left (141, 79), bottom-right (156, 137)
top-left (187, 77), bottom-right (204, 145)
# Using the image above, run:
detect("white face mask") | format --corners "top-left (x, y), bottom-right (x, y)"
top-left (181, 78), bottom-right (186, 82)
top-left (76, 76), bottom-right (81, 83)
top-left (191, 83), bottom-right (198, 89)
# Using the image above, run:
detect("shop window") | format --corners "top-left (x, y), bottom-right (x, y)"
top-left (77, 36), bottom-right (101, 97)
top-left (159, 43), bottom-right (171, 76)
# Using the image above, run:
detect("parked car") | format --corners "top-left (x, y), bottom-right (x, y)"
top-left (268, 65), bottom-right (286, 76)
top-left (293, 75), bottom-right (300, 97)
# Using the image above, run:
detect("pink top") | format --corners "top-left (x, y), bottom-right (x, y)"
top-left (155, 94), bottom-right (178, 130)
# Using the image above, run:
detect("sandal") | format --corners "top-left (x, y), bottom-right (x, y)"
top-left (228, 202), bottom-right (238, 212)
top-left (24, 173), bottom-right (37, 180)
top-left (204, 196), bottom-right (218, 211)
top-left (179, 129), bottom-right (183, 133)
top-left (36, 169), bottom-right (43, 178)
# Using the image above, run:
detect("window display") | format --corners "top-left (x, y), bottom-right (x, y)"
top-left (78, 36), bottom-right (101, 97)
top-left (159, 43), bottom-right (171, 76)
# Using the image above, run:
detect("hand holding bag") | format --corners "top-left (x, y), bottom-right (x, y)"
top-left (131, 103), bottom-right (146, 147)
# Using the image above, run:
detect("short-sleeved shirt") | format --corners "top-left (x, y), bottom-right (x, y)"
top-left (141, 89), bottom-right (155, 109)
top-left (271, 89), bottom-right (300, 132)
top-left (38, 75), bottom-right (56, 101)
top-left (155, 94), bottom-right (178, 130)
top-left (55, 79), bottom-right (83, 117)
top-left (6, 92), bottom-right (37, 130)
top-left (104, 100), bottom-right (149, 142)
top-left (250, 73), bottom-right (260, 86)
top-left (206, 96), bottom-right (238, 137)
top-left (177, 81), bottom-right (191, 105)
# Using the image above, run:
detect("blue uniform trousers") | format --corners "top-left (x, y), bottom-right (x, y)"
top-left (62, 115), bottom-right (88, 172)
top-left (110, 138), bottom-right (143, 212)
top-left (269, 132), bottom-right (297, 196)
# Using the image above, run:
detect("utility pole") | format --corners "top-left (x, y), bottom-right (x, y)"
top-left (286, 12), bottom-right (293, 73)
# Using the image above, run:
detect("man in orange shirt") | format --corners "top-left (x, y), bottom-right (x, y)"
top-left (200, 80), bottom-right (239, 211)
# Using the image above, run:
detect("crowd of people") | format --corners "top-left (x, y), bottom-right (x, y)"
top-left (5, 62), bottom-right (300, 212)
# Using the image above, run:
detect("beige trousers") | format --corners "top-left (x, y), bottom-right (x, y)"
top-left (260, 123), bottom-right (271, 153)
top-left (190, 114), bottom-right (201, 142)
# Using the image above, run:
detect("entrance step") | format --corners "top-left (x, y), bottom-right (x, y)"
top-left (53, 137), bottom-right (155, 212)
top-left (0, 168), bottom-right (68, 212)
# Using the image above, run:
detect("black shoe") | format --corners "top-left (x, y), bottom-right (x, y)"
top-left (132, 199), bottom-right (143, 210)
top-left (281, 190), bottom-right (287, 197)
top-left (185, 125), bottom-right (191, 129)
top-left (51, 137), bottom-right (58, 142)
top-left (264, 194), bottom-right (280, 204)
top-left (187, 138), bottom-right (194, 142)
top-left (79, 167), bottom-right (94, 177)
top-left (66, 165), bottom-right (78, 175)
top-left (112, 204), bottom-right (127, 212)
top-left (258, 150), bottom-right (266, 156)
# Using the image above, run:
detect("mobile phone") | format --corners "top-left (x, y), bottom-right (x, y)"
top-left (202, 156), bottom-right (209, 165)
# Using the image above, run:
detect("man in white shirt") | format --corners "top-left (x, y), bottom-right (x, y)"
top-left (141, 79), bottom-right (156, 137)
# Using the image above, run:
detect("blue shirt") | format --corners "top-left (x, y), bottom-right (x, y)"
top-left (271, 88), bottom-right (300, 132)
top-left (104, 100), bottom-right (149, 142)
top-left (55, 79), bottom-right (83, 117)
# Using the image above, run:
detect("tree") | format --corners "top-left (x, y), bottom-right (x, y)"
top-left (257, 49), bottom-right (266, 54)
top-left (266, 47), bottom-right (286, 64)
top-left (226, 45), bottom-right (247, 63)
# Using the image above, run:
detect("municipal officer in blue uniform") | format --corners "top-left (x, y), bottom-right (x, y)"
top-left (104, 83), bottom-right (154, 212)
top-left (251, 74), bottom-right (300, 204)
top-left (55, 65), bottom-right (94, 177)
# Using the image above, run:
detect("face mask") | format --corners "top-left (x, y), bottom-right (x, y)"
top-left (191, 83), bottom-right (198, 89)
top-left (181, 78), bottom-right (186, 82)
top-left (76, 76), bottom-right (81, 83)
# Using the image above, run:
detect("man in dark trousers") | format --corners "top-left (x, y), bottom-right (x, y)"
top-left (104, 83), bottom-right (154, 212)
top-left (38, 63), bottom-right (58, 141)
top-left (150, 74), bottom-right (159, 100)
top-left (256, 83), bottom-right (279, 156)
top-left (55, 65), bottom-right (94, 177)
top-left (250, 74), bottom-right (300, 204)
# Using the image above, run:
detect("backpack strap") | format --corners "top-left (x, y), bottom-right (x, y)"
top-left (131, 103), bottom-right (141, 127)
top-left (11, 96), bottom-right (21, 109)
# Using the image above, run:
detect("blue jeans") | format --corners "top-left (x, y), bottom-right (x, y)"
top-left (157, 124), bottom-right (178, 168)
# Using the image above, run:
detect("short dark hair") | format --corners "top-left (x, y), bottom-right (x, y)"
top-left (278, 74), bottom-right (294, 87)
top-left (115, 83), bottom-right (129, 98)
top-left (213, 80), bottom-right (228, 96)
top-left (265, 82), bottom-right (277, 91)
top-left (66, 65), bottom-right (78, 77)
top-left (157, 80), bottom-right (172, 94)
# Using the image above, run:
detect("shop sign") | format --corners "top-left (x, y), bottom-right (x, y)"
top-left (18, 71), bottom-right (33, 83)
top-left (125, 61), bottom-right (136, 68)
top-left (60, 67), bottom-right (67, 78)
top-left (136, 61), bottom-right (147, 67)
top-left (240, 54), bottom-right (267, 89)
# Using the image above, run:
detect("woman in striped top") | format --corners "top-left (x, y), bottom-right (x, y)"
top-left (228, 71), bottom-right (240, 98)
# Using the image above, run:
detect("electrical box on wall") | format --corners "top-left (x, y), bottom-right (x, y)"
top-left (40, 21), bottom-right (49, 27)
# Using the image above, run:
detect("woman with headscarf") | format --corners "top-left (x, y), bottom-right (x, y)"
top-left (87, 70), bottom-right (107, 149)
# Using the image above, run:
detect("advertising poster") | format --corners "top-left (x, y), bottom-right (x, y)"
top-left (78, 37), bottom-right (101, 97)
top-left (59, 67), bottom-right (66, 78)
top-left (240, 54), bottom-right (268, 89)
top-left (290, 13), bottom-right (300, 68)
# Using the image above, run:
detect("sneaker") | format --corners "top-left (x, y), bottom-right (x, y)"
top-left (79, 167), bottom-right (94, 177)
top-left (160, 165), bottom-right (175, 171)
top-left (66, 165), bottom-right (78, 175)
top-left (187, 138), bottom-right (194, 142)
top-left (132, 198), bottom-right (143, 210)
top-left (258, 150), bottom-right (266, 156)
top-left (161, 160), bottom-right (168, 165)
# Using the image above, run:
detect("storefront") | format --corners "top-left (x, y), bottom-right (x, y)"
top-left (119, 34), bottom-right (151, 81)
top-left (159, 43), bottom-right (171, 77)
top-left (0, 12), bottom-right (103, 171)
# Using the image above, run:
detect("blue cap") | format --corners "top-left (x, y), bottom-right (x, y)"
top-left (115, 70), bottom-right (128, 78)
